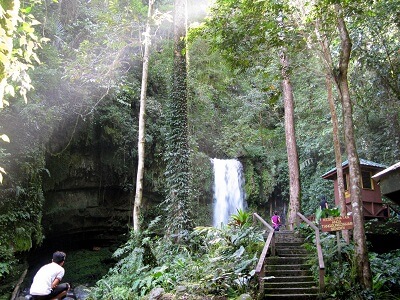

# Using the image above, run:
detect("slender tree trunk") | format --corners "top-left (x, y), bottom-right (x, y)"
top-left (315, 19), bottom-right (349, 243)
top-left (280, 48), bottom-right (301, 230)
top-left (334, 3), bottom-right (372, 289)
top-left (325, 74), bottom-right (349, 243)
top-left (133, 0), bottom-right (153, 232)
top-left (390, 112), bottom-right (400, 160)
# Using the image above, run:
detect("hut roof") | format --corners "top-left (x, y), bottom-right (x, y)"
top-left (322, 159), bottom-right (387, 180)
top-left (371, 161), bottom-right (400, 181)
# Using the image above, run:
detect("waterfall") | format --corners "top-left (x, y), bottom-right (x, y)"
top-left (212, 158), bottom-right (245, 227)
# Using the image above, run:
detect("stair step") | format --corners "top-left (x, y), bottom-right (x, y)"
top-left (266, 269), bottom-right (313, 277)
top-left (262, 230), bottom-right (319, 299)
top-left (276, 243), bottom-right (307, 247)
top-left (265, 287), bottom-right (319, 295)
top-left (276, 242), bottom-right (305, 247)
top-left (276, 253), bottom-right (309, 258)
top-left (275, 249), bottom-right (308, 256)
top-left (276, 247), bottom-right (308, 252)
top-left (274, 232), bottom-right (304, 238)
top-left (266, 257), bottom-right (308, 264)
top-left (276, 248), bottom-right (308, 252)
top-left (276, 247), bottom-right (307, 251)
top-left (274, 230), bottom-right (300, 235)
top-left (265, 264), bottom-right (312, 271)
top-left (263, 293), bottom-right (318, 300)
top-left (265, 281), bottom-right (317, 288)
top-left (275, 237), bottom-right (306, 243)
top-left (263, 276), bottom-right (315, 283)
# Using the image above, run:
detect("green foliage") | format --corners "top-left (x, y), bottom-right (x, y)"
top-left (1, 0), bottom-right (170, 287)
top-left (163, 6), bottom-right (193, 235)
top-left (0, 3), bottom-right (48, 278)
top-left (370, 250), bottom-right (400, 298)
top-left (298, 224), bottom-right (358, 298)
top-left (63, 248), bottom-right (115, 287)
top-left (298, 224), bottom-right (400, 299)
top-left (0, 151), bottom-right (45, 289)
top-left (88, 217), bottom-right (264, 299)
top-left (315, 206), bottom-right (341, 223)
top-left (198, 0), bottom-right (304, 74)
top-left (229, 209), bottom-right (251, 228)
top-left (0, 0), bottom-right (48, 104)
top-left (187, 35), bottom-right (289, 208)
top-left (62, 0), bottom-right (148, 87)
top-left (364, 218), bottom-right (400, 236)
top-left (190, 151), bottom-right (213, 226)
top-left (0, 241), bottom-right (15, 281)
top-left (88, 220), bottom-right (158, 299)
top-left (349, 0), bottom-right (400, 162)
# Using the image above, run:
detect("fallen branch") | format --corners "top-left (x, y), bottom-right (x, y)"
top-left (11, 268), bottom-right (28, 300)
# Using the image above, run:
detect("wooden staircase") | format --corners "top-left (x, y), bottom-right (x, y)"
top-left (262, 230), bottom-right (319, 299)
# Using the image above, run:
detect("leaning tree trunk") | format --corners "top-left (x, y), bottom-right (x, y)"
top-left (280, 48), bottom-right (301, 230)
top-left (133, 0), bottom-right (154, 232)
top-left (334, 3), bottom-right (372, 289)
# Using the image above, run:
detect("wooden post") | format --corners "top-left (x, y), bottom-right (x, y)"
top-left (336, 231), bottom-right (342, 265)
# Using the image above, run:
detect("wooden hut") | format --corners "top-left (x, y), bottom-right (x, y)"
top-left (371, 161), bottom-right (400, 206)
top-left (322, 159), bottom-right (388, 219)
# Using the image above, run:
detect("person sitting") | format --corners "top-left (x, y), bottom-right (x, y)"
top-left (29, 251), bottom-right (70, 300)
top-left (271, 211), bottom-right (281, 231)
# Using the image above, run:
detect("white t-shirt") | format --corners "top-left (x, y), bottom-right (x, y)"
top-left (30, 262), bottom-right (65, 295)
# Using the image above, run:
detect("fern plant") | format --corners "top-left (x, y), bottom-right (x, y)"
top-left (229, 209), bottom-right (251, 228)
top-left (298, 224), bottom-right (400, 299)
top-left (89, 218), bottom-right (264, 299)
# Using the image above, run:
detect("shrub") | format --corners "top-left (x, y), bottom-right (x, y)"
top-left (298, 222), bottom-right (400, 299)
top-left (88, 215), bottom-right (264, 299)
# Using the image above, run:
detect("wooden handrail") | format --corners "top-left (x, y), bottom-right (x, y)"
top-left (253, 213), bottom-right (275, 276)
top-left (296, 212), bottom-right (325, 292)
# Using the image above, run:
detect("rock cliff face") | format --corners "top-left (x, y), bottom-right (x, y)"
top-left (42, 185), bottom-right (132, 245)
top-left (40, 117), bottom-right (164, 246)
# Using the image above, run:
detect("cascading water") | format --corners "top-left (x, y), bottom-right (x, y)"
top-left (211, 158), bottom-right (246, 227)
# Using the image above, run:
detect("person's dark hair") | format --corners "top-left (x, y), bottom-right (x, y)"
top-left (320, 195), bottom-right (326, 201)
top-left (52, 251), bottom-right (66, 264)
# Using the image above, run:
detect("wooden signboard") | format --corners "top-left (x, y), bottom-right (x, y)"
top-left (320, 216), bottom-right (353, 232)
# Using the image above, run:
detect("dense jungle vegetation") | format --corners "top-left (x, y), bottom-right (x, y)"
top-left (0, 0), bottom-right (399, 299)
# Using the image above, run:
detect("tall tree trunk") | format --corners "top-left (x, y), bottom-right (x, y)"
top-left (390, 112), bottom-right (400, 160)
top-left (315, 19), bottom-right (349, 243)
top-left (334, 3), bottom-right (372, 289)
top-left (133, 0), bottom-right (154, 232)
top-left (164, 0), bottom-right (193, 237)
top-left (325, 74), bottom-right (349, 243)
top-left (280, 48), bottom-right (301, 230)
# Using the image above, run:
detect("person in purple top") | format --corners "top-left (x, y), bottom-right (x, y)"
top-left (271, 211), bottom-right (281, 231)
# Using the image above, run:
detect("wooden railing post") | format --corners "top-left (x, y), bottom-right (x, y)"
top-left (296, 212), bottom-right (325, 293)
top-left (253, 213), bottom-right (275, 296)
